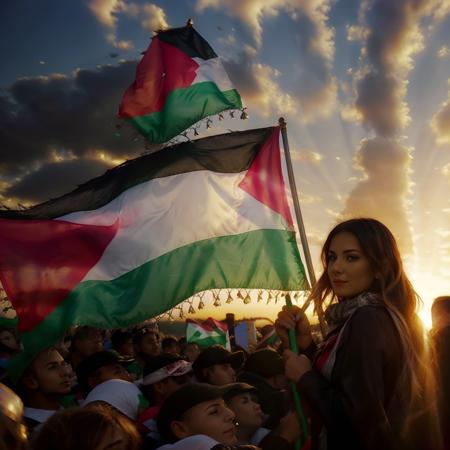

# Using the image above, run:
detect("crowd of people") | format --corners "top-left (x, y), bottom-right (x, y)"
top-left (0, 218), bottom-right (448, 450)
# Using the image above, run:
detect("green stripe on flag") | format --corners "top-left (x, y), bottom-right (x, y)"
top-left (9, 228), bottom-right (305, 381)
top-left (128, 82), bottom-right (242, 143)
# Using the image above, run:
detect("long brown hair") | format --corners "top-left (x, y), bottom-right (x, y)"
top-left (310, 218), bottom-right (439, 442)
top-left (30, 405), bottom-right (142, 450)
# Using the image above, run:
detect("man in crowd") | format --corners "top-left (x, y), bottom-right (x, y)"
top-left (161, 336), bottom-right (181, 355)
top-left (140, 353), bottom-right (193, 447)
top-left (18, 347), bottom-right (72, 432)
top-left (75, 349), bottom-right (132, 397)
top-left (193, 345), bottom-right (244, 386)
top-left (67, 326), bottom-right (104, 370)
top-left (157, 383), bottom-right (237, 446)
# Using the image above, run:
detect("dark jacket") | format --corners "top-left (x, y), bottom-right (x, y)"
top-left (298, 306), bottom-right (437, 450)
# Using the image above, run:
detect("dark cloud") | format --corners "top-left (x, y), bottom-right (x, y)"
top-left (355, 71), bottom-right (407, 136)
top-left (5, 158), bottom-right (114, 204)
top-left (342, 137), bottom-right (413, 253)
top-left (0, 61), bottom-right (142, 175)
top-left (344, 0), bottom-right (437, 252)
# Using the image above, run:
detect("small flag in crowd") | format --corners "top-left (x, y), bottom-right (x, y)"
top-left (118, 24), bottom-right (242, 143)
top-left (0, 126), bottom-right (308, 379)
top-left (186, 318), bottom-right (230, 350)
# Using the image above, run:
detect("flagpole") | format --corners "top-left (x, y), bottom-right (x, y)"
top-left (278, 117), bottom-right (326, 337)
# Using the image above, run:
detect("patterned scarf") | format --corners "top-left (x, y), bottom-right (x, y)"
top-left (324, 291), bottom-right (382, 334)
top-left (316, 291), bottom-right (382, 380)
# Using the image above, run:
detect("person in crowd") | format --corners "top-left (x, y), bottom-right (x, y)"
top-left (237, 348), bottom-right (289, 429)
top-left (161, 336), bottom-right (181, 355)
top-left (0, 382), bottom-right (27, 450)
top-left (157, 383), bottom-right (237, 446)
top-left (182, 342), bottom-right (201, 363)
top-left (18, 347), bottom-right (72, 433)
top-left (128, 328), bottom-right (162, 379)
top-left (193, 345), bottom-right (244, 386)
top-left (0, 327), bottom-right (20, 352)
top-left (140, 353), bottom-right (192, 412)
top-left (83, 378), bottom-right (148, 421)
top-left (67, 326), bottom-right (104, 370)
top-left (76, 350), bottom-right (132, 397)
top-left (0, 328), bottom-right (21, 380)
top-left (431, 295), bottom-right (450, 449)
top-left (30, 403), bottom-right (142, 450)
top-left (111, 330), bottom-right (135, 359)
top-left (275, 218), bottom-right (440, 450)
top-left (139, 353), bottom-right (193, 447)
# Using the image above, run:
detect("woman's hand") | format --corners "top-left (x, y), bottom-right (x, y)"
top-left (283, 349), bottom-right (312, 383)
top-left (275, 305), bottom-right (313, 351)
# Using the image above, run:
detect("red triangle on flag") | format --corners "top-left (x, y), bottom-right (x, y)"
top-left (0, 218), bottom-right (119, 332)
top-left (239, 127), bottom-right (294, 229)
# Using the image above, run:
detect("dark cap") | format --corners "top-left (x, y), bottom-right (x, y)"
top-left (157, 383), bottom-right (224, 442)
top-left (192, 345), bottom-right (244, 376)
top-left (242, 348), bottom-right (284, 378)
top-left (76, 350), bottom-right (120, 388)
top-left (220, 382), bottom-right (257, 402)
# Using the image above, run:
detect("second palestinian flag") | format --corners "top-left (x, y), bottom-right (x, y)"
top-left (119, 25), bottom-right (242, 143)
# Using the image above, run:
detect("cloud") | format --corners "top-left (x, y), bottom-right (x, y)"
top-left (437, 45), bottom-right (450, 59)
top-left (354, 70), bottom-right (410, 136)
top-left (291, 149), bottom-right (323, 163)
top-left (342, 137), bottom-right (413, 253)
top-left (141, 3), bottom-right (169, 32)
top-left (197, 0), bottom-right (337, 122)
top-left (87, 1), bottom-right (170, 48)
top-left (341, 0), bottom-right (443, 254)
top-left (88, 0), bottom-right (122, 28)
top-left (223, 46), bottom-right (297, 117)
top-left (0, 61), bottom-right (142, 176)
top-left (5, 157), bottom-right (117, 204)
top-left (431, 78), bottom-right (450, 145)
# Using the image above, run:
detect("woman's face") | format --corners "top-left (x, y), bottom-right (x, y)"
top-left (327, 232), bottom-right (375, 299)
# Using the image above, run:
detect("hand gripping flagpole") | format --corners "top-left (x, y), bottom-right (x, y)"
top-left (278, 117), bottom-right (326, 337)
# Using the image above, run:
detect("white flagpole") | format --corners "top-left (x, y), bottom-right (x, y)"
top-left (279, 117), bottom-right (326, 336)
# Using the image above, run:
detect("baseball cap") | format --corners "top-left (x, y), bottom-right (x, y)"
top-left (220, 382), bottom-right (257, 402)
top-left (241, 348), bottom-right (284, 378)
top-left (76, 350), bottom-right (121, 389)
top-left (157, 383), bottom-right (224, 442)
top-left (192, 345), bottom-right (244, 376)
top-left (142, 353), bottom-right (192, 385)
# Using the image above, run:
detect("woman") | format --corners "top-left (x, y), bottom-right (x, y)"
top-left (275, 218), bottom-right (439, 450)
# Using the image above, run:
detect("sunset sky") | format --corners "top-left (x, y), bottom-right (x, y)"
top-left (1, 0), bottom-right (449, 328)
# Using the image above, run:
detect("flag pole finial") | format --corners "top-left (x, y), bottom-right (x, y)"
top-left (187, 18), bottom-right (194, 27)
top-left (278, 117), bottom-right (287, 129)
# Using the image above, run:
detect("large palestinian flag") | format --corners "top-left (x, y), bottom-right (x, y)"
top-left (118, 25), bottom-right (242, 143)
top-left (0, 126), bottom-right (308, 379)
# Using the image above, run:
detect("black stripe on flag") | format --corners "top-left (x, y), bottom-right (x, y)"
top-left (157, 26), bottom-right (217, 60)
top-left (1, 127), bottom-right (274, 220)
